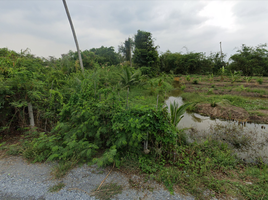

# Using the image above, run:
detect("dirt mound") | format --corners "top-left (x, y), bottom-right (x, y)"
top-left (195, 103), bottom-right (249, 121)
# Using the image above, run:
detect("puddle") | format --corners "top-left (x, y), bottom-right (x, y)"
top-left (165, 95), bottom-right (268, 163)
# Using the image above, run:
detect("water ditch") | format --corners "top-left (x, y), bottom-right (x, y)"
top-left (165, 90), bottom-right (268, 163)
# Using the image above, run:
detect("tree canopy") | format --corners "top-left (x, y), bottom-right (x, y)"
top-left (229, 44), bottom-right (268, 76)
top-left (133, 30), bottom-right (159, 72)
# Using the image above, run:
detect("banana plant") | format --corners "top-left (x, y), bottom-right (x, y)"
top-left (220, 66), bottom-right (225, 81)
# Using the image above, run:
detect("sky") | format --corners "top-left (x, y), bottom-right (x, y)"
top-left (1, 0), bottom-right (268, 60)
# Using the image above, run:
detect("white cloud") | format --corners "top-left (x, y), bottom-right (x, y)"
top-left (0, 33), bottom-right (73, 58)
top-left (1, 0), bottom-right (268, 59)
top-left (198, 1), bottom-right (238, 32)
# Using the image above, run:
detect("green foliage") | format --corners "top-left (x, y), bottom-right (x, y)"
top-left (220, 66), bottom-right (225, 81)
top-left (133, 30), bottom-right (159, 73)
top-left (118, 37), bottom-right (134, 62)
top-left (207, 88), bottom-right (214, 95)
top-left (159, 50), bottom-right (217, 75)
top-left (209, 73), bottom-right (214, 83)
top-left (229, 44), bottom-right (268, 76)
top-left (230, 71), bottom-right (241, 83)
top-left (192, 79), bottom-right (198, 84)
top-left (181, 92), bottom-right (268, 111)
top-left (48, 182), bottom-right (65, 192)
top-left (147, 76), bottom-right (173, 96)
top-left (257, 77), bottom-right (263, 84)
top-left (211, 101), bottom-right (216, 107)
top-left (90, 46), bottom-right (120, 66)
top-left (169, 101), bottom-right (191, 127)
top-left (19, 67), bottom-right (178, 168)
top-left (186, 75), bottom-right (191, 82)
top-left (136, 139), bottom-right (238, 196)
top-left (244, 76), bottom-right (253, 83)
top-left (180, 85), bottom-right (186, 91)
top-left (0, 48), bottom-right (67, 135)
top-left (119, 66), bottom-right (144, 89)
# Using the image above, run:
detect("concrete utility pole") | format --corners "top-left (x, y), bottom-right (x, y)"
top-left (62, 0), bottom-right (84, 73)
top-left (220, 42), bottom-right (223, 62)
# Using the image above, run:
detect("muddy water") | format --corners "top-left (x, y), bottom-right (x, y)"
top-left (166, 90), bottom-right (268, 163)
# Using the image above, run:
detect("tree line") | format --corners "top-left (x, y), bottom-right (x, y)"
top-left (53, 30), bottom-right (268, 76)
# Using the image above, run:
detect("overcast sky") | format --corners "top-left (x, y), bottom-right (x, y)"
top-left (1, 0), bottom-right (268, 59)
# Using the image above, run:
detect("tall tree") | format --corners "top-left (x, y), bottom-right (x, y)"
top-left (118, 37), bottom-right (134, 66)
top-left (229, 44), bottom-right (268, 76)
top-left (133, 30), bottom-right (159, 71)
top-left (90, 46), bottom-right (120, 66)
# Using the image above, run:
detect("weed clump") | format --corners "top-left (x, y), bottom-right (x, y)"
top-left (257, 77), bottom-right (263, 84)
top-left (192, 79), bottom-right (198, 84)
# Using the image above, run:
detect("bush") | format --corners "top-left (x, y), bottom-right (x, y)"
top-left (192, 79), bottom-right (198, 84)
top-left (257, 77), bottom-right (263, 84)
top-left (23, 75), bottom-right (179, 167)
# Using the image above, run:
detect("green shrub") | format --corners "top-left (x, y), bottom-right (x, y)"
top-left (192, 79), bottom-right (198, 84)
top-left (181, 85), bottom-right (186, 91)
top-left (186, 75), bottom-right (191, 82)
top-left (257, 77), bottom-right (263, 84)
top-left (23, 76), bottom-right (179, 167)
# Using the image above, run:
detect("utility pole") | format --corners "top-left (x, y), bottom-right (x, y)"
top-left (220, 42), bottom-right (223, 62)
top-left (62, 0), bottom-right (84, 73)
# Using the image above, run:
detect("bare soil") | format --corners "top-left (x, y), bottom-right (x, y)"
top-left (195, 103), bottom-right (268, 124)
top-left (176, 76), bottom-right (268, 124)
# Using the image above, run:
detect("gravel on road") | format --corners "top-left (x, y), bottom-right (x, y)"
top-left (0, 156), bottom-right (194, 200)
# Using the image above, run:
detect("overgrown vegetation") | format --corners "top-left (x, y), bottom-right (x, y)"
top-left (1, 42), bottom-right (268, 200)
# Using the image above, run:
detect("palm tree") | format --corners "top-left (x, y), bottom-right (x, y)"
top-left (170, 101), bottom-right (191, 127)
top-left (119, 66), bottom-right (142, 89)
top-left (62, 0), bottom-right (84, 73)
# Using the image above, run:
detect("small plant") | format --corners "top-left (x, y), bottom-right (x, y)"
top-left (48, 182), bottom-right (65, 192)
top-left (211, 84), bottom-right (215, 88)
top-left (192, 79), bottom-right (198, 84)
top-left (180, 85), bottom-right (186, 91)
top-left (211, 101), bottom-right (216, 107)
top-left (209, 73), bottom-right (214, 83)
top-left (6, 144), bottom-right (22, 156)
top-left (220, 66), bottom-right (225, 81)
top-left (257, 77), bottom-right (263, 84)
top-left (186, 75), bottom-right (191, 82)
top-left (244, 76), bottom-right (253, 83)
top-left (230, 71), bottom-right (240, 84)
top-left (94, 183), bottom-right (123, 200)
top-left (51, 160), bottom-right (78, 179)
top-left (169, 101), bottom-right (191, 127)
top-left (236, 85), bottom-right (247, 92)
top-left (207, 88), bottom-right (214, 95)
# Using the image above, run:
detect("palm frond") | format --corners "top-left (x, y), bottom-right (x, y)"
top-left (170, 101), bottom-right (191, 127)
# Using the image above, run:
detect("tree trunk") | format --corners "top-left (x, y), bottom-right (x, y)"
top-left (62, 0), bottom-right (84, 73)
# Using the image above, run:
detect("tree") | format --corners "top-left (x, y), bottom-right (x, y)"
top-left (133, 30), bottom-right (159, 72)
top-left (118, 38), bottom-right (134, 66)
top-left (159, 50), bottom-right (214, 75)
top-left (208, 52), bottom-right (227, 74)
top-left (229, 44), bottom-right (268, 76)
top-left (90, 46), bottom-right (120, 66)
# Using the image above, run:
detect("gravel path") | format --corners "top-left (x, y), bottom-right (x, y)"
top-left (0, 156), bottom-right (194, 200)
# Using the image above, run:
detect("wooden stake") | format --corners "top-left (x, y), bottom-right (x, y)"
top-left (28, 102), bottom-right (35, 130)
